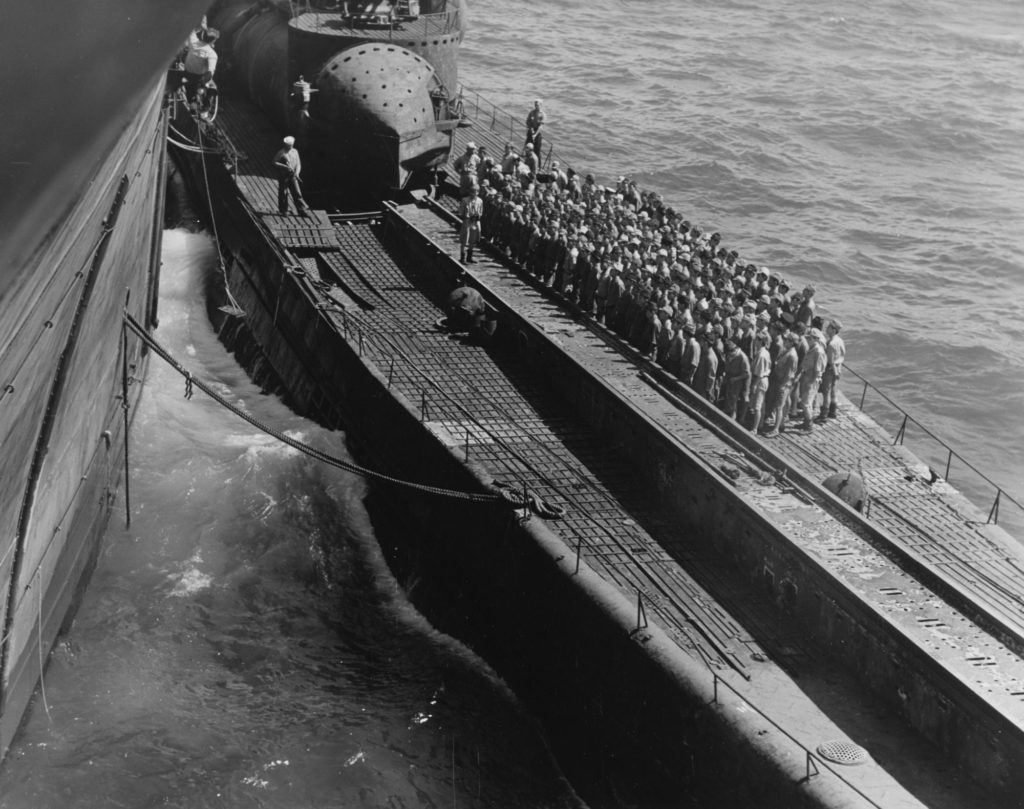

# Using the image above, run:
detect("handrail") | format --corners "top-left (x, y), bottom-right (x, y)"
top-left (839, 364), bottom-right (1022, 530)
top-left (290, 5), bottom-right (461, 39)
top-left (454, 82), bottom-right (1022, 534)
top-left (323, 248), bottom-right (886, 807)
top-left (456, 84), bottom-right (561, 170)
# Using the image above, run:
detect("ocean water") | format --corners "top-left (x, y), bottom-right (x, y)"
top-left (1, 2), bottom-right (1022, 806)
top-left (0, 232), bottom-right (580, 809)
top-left (463, 0), bottom-right (1024, 522)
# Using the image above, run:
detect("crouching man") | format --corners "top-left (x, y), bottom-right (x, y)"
top-left (444, 284), bottom-right (497, 344)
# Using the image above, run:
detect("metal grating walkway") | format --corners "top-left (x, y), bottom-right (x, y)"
top-left (323, 220), bottom-right (779, 677)
top-left (191, 81), bottom-right (1024, 808)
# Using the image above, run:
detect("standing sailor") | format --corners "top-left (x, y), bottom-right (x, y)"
top-left (525, 100), bottom-right (545, 160)
top-left (272, 136), bottom-right (309, 216)
top-left (818, 319), bottom-right (846, 421)
top-left (290, 76), bottom-right (317, 152)
top-left (183, 23), bottom-right (219, 104)
top-left (458, 186), bottom-right (483, 263)
top-left (453, 142), bottom-right (480, 197)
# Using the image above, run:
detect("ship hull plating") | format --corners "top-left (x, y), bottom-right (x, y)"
top-left (0, 82), bottom-right (168, 757)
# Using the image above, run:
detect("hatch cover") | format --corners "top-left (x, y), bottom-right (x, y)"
top-left (816, 740), bottom-right (870, 766)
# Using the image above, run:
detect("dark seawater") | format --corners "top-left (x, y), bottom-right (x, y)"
top-left (463, 0), bottom-right (1024, 527)
top-left (0, 232), bottom-right (580, 809)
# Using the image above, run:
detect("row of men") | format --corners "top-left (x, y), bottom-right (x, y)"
top-left (451, 143), bottom-right (846, 433)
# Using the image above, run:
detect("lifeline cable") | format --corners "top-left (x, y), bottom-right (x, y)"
top-left (193, 118), bottom-right (244, 316)
top-left (123, 312), bottom-right (508, 504)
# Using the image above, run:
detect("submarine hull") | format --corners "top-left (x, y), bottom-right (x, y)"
top-left (209, 1), bottom-right (464, 194)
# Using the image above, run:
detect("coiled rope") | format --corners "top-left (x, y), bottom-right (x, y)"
top-left (124, 312), bottom-right (563, 517)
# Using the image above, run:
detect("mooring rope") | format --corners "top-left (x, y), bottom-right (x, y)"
top-left (122, 312), bottom-right (560, 508)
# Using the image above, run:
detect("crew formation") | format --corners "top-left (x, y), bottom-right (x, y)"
top-left (452, 139), bottom-right (846, 435)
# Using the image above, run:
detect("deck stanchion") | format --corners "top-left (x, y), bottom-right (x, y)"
top-left (806, 752), bottom-right (819, 780)
top-left (464, 425), bottom-right (470, 459)
top-left (988, 489), bottom-right (1001, 525)
top-left (945, 448), bottom-right (953, 482)
top-left (575, 536), bottom-right (582, 574)
top-left (421, 389), bottom-right (429, 422)
top-left (358, 329), bottom-right (363, 357)
top-left (893, 413), bottom-right (908, 445)
top-left (712, 673), bottom-right (718, 704)
top-left (387, 356), bottom-right (395, 389)
top-left (635, 589), bottom-right (648, 631)
top-left (859, 379), bottom-right (868, 410)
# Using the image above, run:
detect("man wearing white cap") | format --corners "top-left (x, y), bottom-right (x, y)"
top-left (272, 136), bottom-right (308, 216)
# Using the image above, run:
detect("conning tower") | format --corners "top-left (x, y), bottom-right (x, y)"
top-left (211, 0), bottom-right (466, 193)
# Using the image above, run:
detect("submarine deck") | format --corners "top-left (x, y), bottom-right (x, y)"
top-left (199, 90), bottom-right (1024, 807)
top-left (440, 122), bottom-right (1024, 654)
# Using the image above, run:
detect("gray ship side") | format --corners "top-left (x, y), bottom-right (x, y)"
top-left (0, 80), bottom-right (169, 758)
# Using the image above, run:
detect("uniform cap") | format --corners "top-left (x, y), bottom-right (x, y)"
top-left (283, 136), bottom-right (295, 145)
top-left (466, 141), bottom-right (477, 149)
